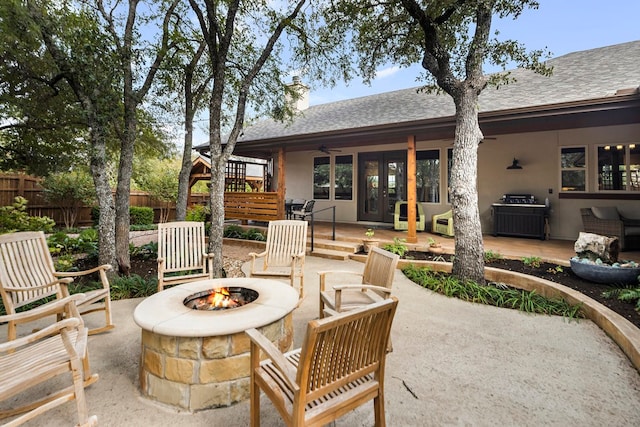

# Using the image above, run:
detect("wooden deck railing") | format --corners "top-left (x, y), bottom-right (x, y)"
top-left (224, 192), bottom-right (283, 222)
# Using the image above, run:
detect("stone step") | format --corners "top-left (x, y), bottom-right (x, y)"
top-left (308, 238), bottom-right (361, 254)
top-left (309, 248), bottom-right (352, 261)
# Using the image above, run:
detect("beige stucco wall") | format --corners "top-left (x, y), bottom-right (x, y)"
top-left (282, 123), bottom-right (640, 241)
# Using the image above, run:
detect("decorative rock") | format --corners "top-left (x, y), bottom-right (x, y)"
top-left (570, 258), bottom-right (640, 284)
top-left (573, 232), bottom-right (619, 264)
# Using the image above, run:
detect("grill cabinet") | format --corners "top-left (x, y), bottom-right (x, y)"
top-left (492, 201), bottom-right (547, 240)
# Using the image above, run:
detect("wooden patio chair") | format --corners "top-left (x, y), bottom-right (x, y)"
top-left (0, 231), bottom-right (114, 340)
top-left (319, 246), bottom-right (400, 319)
top-left (247, 297), bottom-right (398, 427)
top-left (157, 221), bottom-right (214, 292)
top-left (249, 220), bottom-right (308, 298)
top-left (0, 294), bottom-right (98, 426)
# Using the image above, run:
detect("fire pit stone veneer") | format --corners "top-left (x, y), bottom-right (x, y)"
top-left (133, 277), bottom-right (299, 412)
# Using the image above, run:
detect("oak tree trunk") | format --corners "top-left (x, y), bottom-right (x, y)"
top-left (450, 89), bottom-right (485, 284)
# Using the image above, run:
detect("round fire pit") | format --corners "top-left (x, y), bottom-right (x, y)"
top-left (184, 287), bottom-right (259, 310)
top-left (133, 278), bottom-right (298, 411)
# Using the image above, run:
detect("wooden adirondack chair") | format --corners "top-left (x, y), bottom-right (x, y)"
top-left (249, 220), bottom-right (308, 298)
top-left (0, 231), bottom-right (114, 340)
top-left (247, 297), bottom-right (399, 427)
top-left (0, 294), bottom-right (98, 426)
top-left (157, 221), bottom-right (214, 292)
top-left (319, 246), bottom-right (400, 319)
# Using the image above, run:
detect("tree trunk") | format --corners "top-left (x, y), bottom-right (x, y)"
top-left (86, 120), bottom-right (117, 271)
top-left (450, 88), bottom-right (485, 284)
top-left (176, 96), bottom-right (195, 221)
top-left (208, 159), bottom-right (225, 277)
top-left (114, 96), bottom-right (137, 275)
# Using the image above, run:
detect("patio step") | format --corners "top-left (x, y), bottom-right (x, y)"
top-left (308, 238), bottom-right (361, 260)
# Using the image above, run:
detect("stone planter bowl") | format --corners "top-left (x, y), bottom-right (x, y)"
top-left (570, 258), bottom-right (640, 284)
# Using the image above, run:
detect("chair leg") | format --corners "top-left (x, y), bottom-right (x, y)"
top-left (373, 393), bottom-right (386, 427)
top-left (250, 377), bottom-right (260, 427)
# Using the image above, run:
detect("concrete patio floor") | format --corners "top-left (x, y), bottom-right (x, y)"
top-left (6, 252), bottom-right (640, 426)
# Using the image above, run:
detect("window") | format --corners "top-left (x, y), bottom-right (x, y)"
top-left (597, 143), bottom-right (640, 191)
top-left (334, 155), bottom-right (353, 200)
top-left (560, 147), bottom-right (586, 191)
top-left (313, 156), bottom-right (330, 199)
top-left (416, 150), bottom-right (440, 203)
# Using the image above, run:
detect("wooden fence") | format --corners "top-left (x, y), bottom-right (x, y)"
top-left (0, 173), bottom-right (208, 226)
top-left (0, 173), bottom-right (280, 226)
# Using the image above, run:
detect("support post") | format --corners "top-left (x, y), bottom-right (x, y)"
top-left (406, 135), bottom-right (418, 243)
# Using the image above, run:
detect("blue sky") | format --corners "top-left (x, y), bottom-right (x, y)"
top-left (307, 0), bottom-right (640, 106)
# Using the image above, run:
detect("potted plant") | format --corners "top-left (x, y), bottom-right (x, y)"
top-left (427, 237), bottom-right (444, 255)
top-left (362, 228), bottom-right (378, 253)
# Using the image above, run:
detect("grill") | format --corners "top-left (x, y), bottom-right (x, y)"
top-left (492, 194), bottom-right (548, 240)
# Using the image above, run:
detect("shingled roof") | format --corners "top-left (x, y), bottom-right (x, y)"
top-left (197, 40), bottom-right (639, 152)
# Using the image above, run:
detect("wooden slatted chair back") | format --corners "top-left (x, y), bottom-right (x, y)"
top-left (0, 231), bottom-right (61, 312)
top-left (157, 221), bottom-right (213, 292)
top-left (361, 246), bottom-right (400, 292)
top-left (298, 297), bottom-right (398, 412)
top-left (248, 297), bottom-right (398, 426)
top-left (158, 221), bottom-right (208, 273)
top-left (0, 231), bottom-right (115, 337)
top-left (264, 220), bottom-right (308, 268)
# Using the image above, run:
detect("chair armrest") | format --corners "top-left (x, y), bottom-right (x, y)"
top-left (55, 264), bottom-right (112, 278)
top-left (3, 278), bottom-right (73, 292)
top-left (248, 251), bottom-right (267, 259)
top-left (318, 271), bottom-right (364, 291)
top-left (333, 284), bottom-right (392, 295)
top-left (0, 317), bottom-right (81, 353)
top-left (245, 328), bottom-right (299, 392)
top-left (0, 293), bottom-right (85, 325)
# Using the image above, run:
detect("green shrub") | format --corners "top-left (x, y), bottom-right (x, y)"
top-left (383, 237), bottom-right (408, 257)
top-left (242, 228), bottom-right (266, 241)
top-left (224, 224), bottom-right (245, 238)
top-left (186, 205), bottom-right (209, 222)
top-left (0, 196), bottom-right (55, 234)
top-left (109, 274), bottom-right (157, 300)
top-left (522, 256), bottom-right (542, 268)
top-left (92, 206), bottom-right (155, 226)
top-left (484, 250), bottom-right (504, 262)
top-left (402, 264), bottom-right (583, 319)
top-left (129, 207), bottom-right (154, 225)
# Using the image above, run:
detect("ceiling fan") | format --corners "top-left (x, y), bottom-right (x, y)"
top-left (317, 145), bottom-right (341, 154)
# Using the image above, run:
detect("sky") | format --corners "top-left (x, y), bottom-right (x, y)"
top-left (306, 0), bottom-right (640, 106)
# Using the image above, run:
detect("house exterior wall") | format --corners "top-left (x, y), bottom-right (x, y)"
top-left (282, 123), bottom-right (640, 241)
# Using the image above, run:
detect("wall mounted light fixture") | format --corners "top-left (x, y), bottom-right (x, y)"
top-left (507, 158), bottom-right (522, 170)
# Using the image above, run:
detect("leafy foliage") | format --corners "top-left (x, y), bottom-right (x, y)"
top-left (402, 264), bottom-right (583, 319)
top-left (129, 207), bottom-right (154, 225)
top-left (186, 205), bottom-right (209, 222)
top-left (0, 196), bottom-right (55, 233)
top-left (484, 250), bottom-right (504, 262)
top-left (383, 237), bottom-right (409, 257)
top-left (223, 224), bottom-right (265, 241)
top-left (522, 256), bottom-right (542, 268)
top-left (42, 170), bottom-right (96, 229)
top-left (603, 287), bottom-right (640, 312)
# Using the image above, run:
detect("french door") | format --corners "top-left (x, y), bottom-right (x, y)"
top-left (358, 151), bottom-right (406, 223)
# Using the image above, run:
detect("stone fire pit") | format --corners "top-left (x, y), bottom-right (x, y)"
top-left (133, 277), bottom-right (299, 411)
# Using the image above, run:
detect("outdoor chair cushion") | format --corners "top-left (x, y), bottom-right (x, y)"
top-left (591, 206), bottom-right (620, 220)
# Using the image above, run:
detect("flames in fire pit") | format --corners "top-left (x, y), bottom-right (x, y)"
top-left (184, 287), bottom-right (259, 311)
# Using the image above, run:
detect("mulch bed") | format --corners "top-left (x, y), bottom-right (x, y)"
top-left (403, 251), bottom-right (640, 329)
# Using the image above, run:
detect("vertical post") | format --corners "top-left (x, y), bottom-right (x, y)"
top-left (407, 135), bottom-right (418, 243)
top-left (277, 148), bottom-right (286, 219)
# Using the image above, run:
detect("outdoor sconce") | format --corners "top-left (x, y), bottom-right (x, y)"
top-left (507, 158), bottom-right (522, 170)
